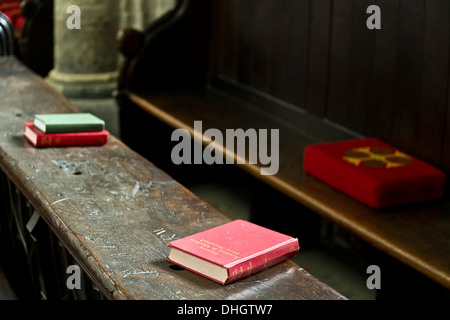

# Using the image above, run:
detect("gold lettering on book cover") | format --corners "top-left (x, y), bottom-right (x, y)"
top-left (245, 261), bottom-right (253, 276)
top-left (41, 137), bottom-right (52, 146)
top-left (190, 238), bottom-right (241, 259)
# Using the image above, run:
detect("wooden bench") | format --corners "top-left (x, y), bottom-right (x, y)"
top-left (0, 11), bottom-right (14, 56)
top-left (17, 0), bottom-right (54, 77)
top-left (0, 0), bottom-right (53, 76)
top-left (115, 0), bottom-right (450, 296)
top-left (0, 56), bottom-right (346, 300)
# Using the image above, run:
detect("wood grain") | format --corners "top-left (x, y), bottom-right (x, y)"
top-left (0, 57), bottom-right (346, 300)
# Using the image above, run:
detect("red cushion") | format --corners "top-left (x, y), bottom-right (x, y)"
top-left (1, 1), bottom-right (25, 34)
top-left (303, 138), bottom-right (446, 209)
top-left (0, 1), bottom-right (21, 21)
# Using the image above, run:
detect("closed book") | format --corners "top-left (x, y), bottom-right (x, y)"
top-left (33, 113), bottom-right (105, 133)
top-left (303, 138), bottom-right (446, 209)
top-left (167, 220), bottom-right (299, 284)
top-left (24, 122), bottom-right (108, 147)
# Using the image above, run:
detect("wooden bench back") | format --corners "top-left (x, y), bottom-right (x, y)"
top-left (121, 0), bottom-right (450, 176)
top-left (0, 11), bottom-right (14, 56)
top-left (19, 0), bottom-right (54, 77)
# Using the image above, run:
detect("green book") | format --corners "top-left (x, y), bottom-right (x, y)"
top-left (33, 113), bottom-right (105, 133)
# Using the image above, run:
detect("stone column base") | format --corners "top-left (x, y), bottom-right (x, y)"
top-left (46, 69), bottom-right (118, 99)
top-left (46, 69), bottom-right (120, 137)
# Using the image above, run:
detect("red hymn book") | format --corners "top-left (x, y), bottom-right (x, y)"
top-left (303, 138), bottom-right (446, 209)
top-left (167, 220), bottom-right (299, 284)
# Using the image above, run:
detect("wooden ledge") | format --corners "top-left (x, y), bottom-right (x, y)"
top-left (0, 57), bottom-right (346, 300)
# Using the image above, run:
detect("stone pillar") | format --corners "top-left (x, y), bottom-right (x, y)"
top-left (46, 0), bottom-right (120, 137)
top-left (119, 0), bottom-right (174, 30)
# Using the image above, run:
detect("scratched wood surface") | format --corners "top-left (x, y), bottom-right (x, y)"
top-left (0, 57), bottom-right (346, 300)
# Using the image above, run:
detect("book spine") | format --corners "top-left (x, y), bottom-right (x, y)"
top-left (35, 133), bottom-right (108, 147)
top-left (44, 123), bottom-right (104, 134)
top-left (224, 239), bottom-right (299, 284)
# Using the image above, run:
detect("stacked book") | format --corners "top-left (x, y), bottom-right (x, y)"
top-left (24, 113), bottom-right (109, 148)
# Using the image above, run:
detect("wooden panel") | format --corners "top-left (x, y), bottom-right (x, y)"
top-left (390, 0), bottom-right (425, 155)
top-left (236, 0), bottom-right (274, 92)
top-left (218, 0), bottom-right (450, 174)
top-left (442, 104), bottom-right (450, 174)
top-left (325, 0), bottom-right (353, 126)
top-left (346, 0), bottom-right (378, 135)
top-left (266, 0), bottom-right (291, 100)
top-left (416, 0), bottom-right (450, 167)
top-left (366, 0), bottom-right (400, 143)
top-left (210, 0), bottom-right (331, 116)
top-left (284, 0), bottom-right (310, 109)
top-left (209, 0), bottom-right (240, 79)
top-left (304, 0), bottom-right (332, 116)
